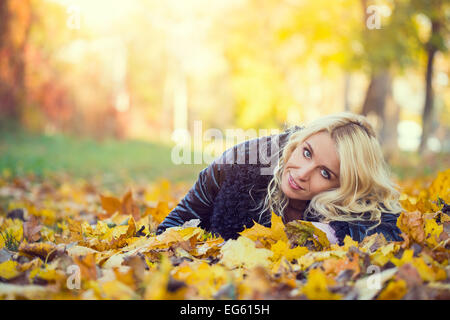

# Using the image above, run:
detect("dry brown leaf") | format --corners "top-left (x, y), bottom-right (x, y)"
top-left (23, 216), bottom-right (42, 243)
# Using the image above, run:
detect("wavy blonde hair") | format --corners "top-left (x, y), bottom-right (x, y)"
top-left (256, 111), bottom-right (404, 230)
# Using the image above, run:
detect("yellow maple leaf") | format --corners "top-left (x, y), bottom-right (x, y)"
top-left (239, 211), bottom-right (288, 246)
top-left (391, 249), bottom-right (446, 282)
top-left (270, 239), bottom-right (308, 262)
top-left (342, 235), bottom-right (359, 250)
top-left (144, 254), bottom-right (175, 299)
top-left (145, 201), bottom-right (171, 224)
top-left (423, 218), bottom-right (443, 247)
top-left (67, 219), bottom-right (84, 242)
top-left (377, 279), bottom-right (407, 300)
top-left (301, 268), bottom-right (341, 300)
top-left (220, 236), bottom-right (273, 269)
top-left (29, 265), bottom-right (66, 284)
top-left (100, 280), bottom-right (136, 300)
top-left (428, 169), bottom-right (450, 204)
top-left (411, 257), bottom-right (447, 282)
top-left (370, 242), bottom-right (398, 266)
top-left (0, 260), bottom-right (20, 280)
top-left (391, 249), bottom-right (414, 266)
top-left (172, 261), bottom-right (228, 299)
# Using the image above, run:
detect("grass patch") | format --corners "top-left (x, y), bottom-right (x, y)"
top-left (0, 127), bottom-right (206, 189)
top-left (0, 229), bottom-right (21, 251)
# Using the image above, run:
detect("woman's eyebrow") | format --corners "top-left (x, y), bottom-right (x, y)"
top-left (305, 141), bottom-right (339, 178)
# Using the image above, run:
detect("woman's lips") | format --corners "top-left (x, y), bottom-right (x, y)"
top-left (288, 172), bottom-right (304, 190)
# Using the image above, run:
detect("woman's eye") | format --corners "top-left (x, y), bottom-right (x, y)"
top-left (321, 169), bottom-right (331, 180)
top-left (303, 148), bottom-right (311, 158)
top-left (303, 148), bottom-right (331, 180)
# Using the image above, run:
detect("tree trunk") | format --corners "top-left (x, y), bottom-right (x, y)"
top-left (418, 21), bottom-right (439, 155)
top-left (360, 70), bottom-right (399, 161)
top-left (360, 70), bottom-right (390, 138)
top-left (381, 89), bottom-right (400, 162)
top-left (361, 70), bottom-right (390, 117)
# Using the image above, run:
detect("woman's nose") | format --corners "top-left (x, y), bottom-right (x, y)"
top-left (294, 163), bottom-right (314, 181)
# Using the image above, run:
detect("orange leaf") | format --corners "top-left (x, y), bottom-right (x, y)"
top-left (396, 210), bottom-right (425, 244)
top-left (146, 201), bottom-right (171, 224)
top-left (100, 194), bottom-right (121, 217)
top-left (74, 253), bottom-right (97, 281)
top-left (322, 252), bottom-right (360, 278)
top-left (68, 219), bottom-right (84, 242)
top-left (121, 190), bottom-right (140, 221)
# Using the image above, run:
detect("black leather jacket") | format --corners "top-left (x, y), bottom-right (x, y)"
top-left (156, 127), bottom-right (403, 244)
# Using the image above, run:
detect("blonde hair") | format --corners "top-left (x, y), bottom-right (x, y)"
top-left (256, 111), bottom-right (404, 230)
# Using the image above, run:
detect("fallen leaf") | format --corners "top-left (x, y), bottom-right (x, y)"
top-left (220, 236), bottom-right (273, 269)
top-left (270, 239), bottom-right (308, 263)
top-left (0, 260), bottom-right (20, 280)
top-left (121, 190), bottom-right (140, 221)
top-left (99, 195), bottom-right (121, 217)
top-left (301, 268), bottom-right (341, 300)
top-left (19, 242), bottom-right (61, 262)
top-left (360, 233), bottom-right (387, 253)
top-left (353, 267), bottom-right (398, 300)
top-left (397, 210), bottom-right (425, 244)
top-left (285, 220), bottom-right (330, 250)
top-left (240, 211), bottom-right (288, 247)
top-left (377, 279), bottom-right (407, 300)
top-left (23, 216), bottom-right (42, 242)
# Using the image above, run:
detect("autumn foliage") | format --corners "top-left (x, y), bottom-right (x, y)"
top-left (0, 169), bottom-right (449, 300)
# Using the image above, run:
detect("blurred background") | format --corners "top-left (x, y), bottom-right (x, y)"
top-left (0, 0), bottom-right (448, 190)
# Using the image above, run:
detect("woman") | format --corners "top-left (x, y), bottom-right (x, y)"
top-left (156, 112), bottom-right (404, 245)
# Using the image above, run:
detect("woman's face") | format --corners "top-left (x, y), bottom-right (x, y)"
top-left (281, 131), bottom-right (341, 201)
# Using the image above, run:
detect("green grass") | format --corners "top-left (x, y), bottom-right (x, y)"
top-left (0, 126), bottom-right (206, 189)
top-left (0, 229), bottom-right (21, 251)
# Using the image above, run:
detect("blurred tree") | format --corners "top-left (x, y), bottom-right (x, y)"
top-left (359, 0), bottom-right (449, 157)
top-left (224, 0), bottom-right (293, 130)
top-left (412, 0), bottom-right (449, 154)
top-left (0, 0), bottom-right (32, 122)
top-left (224, 0), bottom-right (362, 129)
top-left (358, 0), bottom-right (421, 160)
top-left (22, 0), bottom-right (78, 135)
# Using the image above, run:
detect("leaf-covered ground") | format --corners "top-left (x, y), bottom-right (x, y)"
top-left (0, 169), bottom-right (449, 300)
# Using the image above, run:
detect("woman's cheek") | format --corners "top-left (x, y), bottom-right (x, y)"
top-left (311, 179), bottom-right (328, 194)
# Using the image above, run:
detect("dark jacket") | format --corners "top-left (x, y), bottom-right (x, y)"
top-left (156, 126), bottom-right (403, 245)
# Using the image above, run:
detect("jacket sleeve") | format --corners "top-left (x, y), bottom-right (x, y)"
top-left (328, 212), bottom-right (403, 246)
top-left (155, 157), bottom-right (224, 235)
